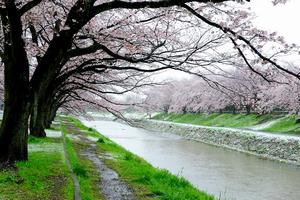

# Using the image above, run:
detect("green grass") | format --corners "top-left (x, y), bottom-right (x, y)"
top-left (154, 113), bottom-right (273, 127)
top-left (153, 113), bottom-right (300, 134)
top-left (61, 124), bottom-right (103, 200)
top-left (0, 136), bottom-right (73, 200)
top-left (99, 143), bottom-right (213, 200)
top-left (28, 135), bottom-right (61, 144)
top-left (68, 117), bottom-right (214, 200)
top-left (262, 115), bottom-right (300, 134)
top-left (65, 116), bottom-right (102, 138)
top-left (65, 116), bottom-right (90, 131)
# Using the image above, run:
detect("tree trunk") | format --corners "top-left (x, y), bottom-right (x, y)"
top-left (30, 93), bottom-right (60, 136)
top-left (0, 3), bottom-right (31, 164)
top-left (30, 93), bottom-right (47, 137)
top-left (246, 105), bottom-right (251, 115)
top-left (0, 53), bottom-right (30, 163)
top-left (46, 106), bottom-right (58, 128)
top-left (232, 106), bottom-right (236, 114)
top-left (30, 111), bottom-right (47, 138)
top-left (0, 98), bottom-right (30, 164)
top-left (44, 107), bottom-right (52, 129)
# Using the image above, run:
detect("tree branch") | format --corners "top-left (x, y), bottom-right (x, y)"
top-left (19, 0), bottom-right (43, 15)
top-left (182, 4), bottom-right (299, 79)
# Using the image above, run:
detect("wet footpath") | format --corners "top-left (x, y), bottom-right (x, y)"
top-left (63, 121), bottom-right (136, 200)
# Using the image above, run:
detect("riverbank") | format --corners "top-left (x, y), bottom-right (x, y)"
top-left (136, 119), bottom-right (300, 165)
top-left (153, 113), bottom-right (300, 134)
top-left (0, 117), bottom-right (214, 200)
top-left (0, 130), bottom-right (74, 199)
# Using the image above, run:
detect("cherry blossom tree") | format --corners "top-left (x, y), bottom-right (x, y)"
top-left (142, 62), bottom-right (300, 116)
top-left (30, 61), bottom-right (157, 137)
top-left (0, 0), bottom-right (298, 166)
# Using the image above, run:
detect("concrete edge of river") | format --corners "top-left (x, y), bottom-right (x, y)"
top-left (134, 119), bottom-right (300, 166)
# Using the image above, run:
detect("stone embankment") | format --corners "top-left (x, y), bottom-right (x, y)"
top-left (136, 120), bottom-right (300, 165)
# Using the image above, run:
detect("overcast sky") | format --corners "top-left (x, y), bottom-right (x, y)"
top-left (249, 0), bottom-right (300, 44)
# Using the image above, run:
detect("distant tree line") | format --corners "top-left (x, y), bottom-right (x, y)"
top-left (142, 66), bottom-right (300, 116)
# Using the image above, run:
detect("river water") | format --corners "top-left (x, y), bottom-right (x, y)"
top-left (82, 119), bottom-right (300, 200)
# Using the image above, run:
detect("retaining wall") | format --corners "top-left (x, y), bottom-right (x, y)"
top-left (135, 120), bottom-right (300, 165)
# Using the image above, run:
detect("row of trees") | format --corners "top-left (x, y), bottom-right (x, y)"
top-left (0, 0), bottom-right (298, 166)
top-left (143, 65), bottom-right (300, 115)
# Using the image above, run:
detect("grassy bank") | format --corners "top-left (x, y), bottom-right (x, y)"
top-left (261, 115), bottom-right (300, 133)
top-left (153, 113), bottom-right (300, 134)
top-left (68, 116), bottom-right (214, 200)
top-left (0, 122), bottom-right (102, 200)
top-left (0, 136), bottom-right (73, 200)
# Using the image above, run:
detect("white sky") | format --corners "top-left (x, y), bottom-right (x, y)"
top-left (249, 0), bottom-right (300, 44)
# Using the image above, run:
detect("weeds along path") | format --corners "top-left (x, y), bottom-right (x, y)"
top-left (63, 121), bottom-right (136, 200)
top-left (62, 121), bottom-right (81, 200)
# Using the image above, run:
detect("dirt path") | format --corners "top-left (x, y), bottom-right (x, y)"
top-left (64, 122), bottom-right (136, 200)
top-left (83, 143), bottom-right (136, 200)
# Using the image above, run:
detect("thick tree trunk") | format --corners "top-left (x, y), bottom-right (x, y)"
top-left (30, 93), bottom-right (47, 137)
top-left (46, 106), bottom-right (58, 128)
top-left (30, 110), bottom-right (47, 138)
top-left (0, 99), bottom-right (30, 164)
top-left (0, 3), bottom-right (31, 165)
top-left (44, 107), bottom-right (52, 129)
top-left (30, 115), bottom-right (46, 137)
top-left (0, 54), bottom-right (30, 163)
top-left (30, 93), bottom-right (60, 136)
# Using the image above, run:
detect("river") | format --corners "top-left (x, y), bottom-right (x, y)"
top-left (82, 119), bottom-right (300, 200)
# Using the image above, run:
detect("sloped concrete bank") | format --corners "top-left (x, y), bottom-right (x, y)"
top-left (135, 120), bottom-right (300, 165)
